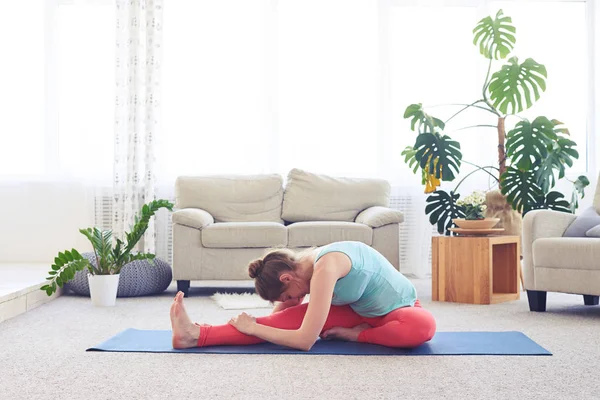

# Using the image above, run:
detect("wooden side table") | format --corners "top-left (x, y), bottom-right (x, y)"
top-left (432, 235), bottom-right (520, 304)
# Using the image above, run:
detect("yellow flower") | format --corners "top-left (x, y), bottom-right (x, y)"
top-left (424, 157), bottom-right (441, 194)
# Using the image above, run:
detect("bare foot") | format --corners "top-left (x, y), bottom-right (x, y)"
top-left (170, 291), bottom-right (201, 349)
top-left (320, 323), bottom-right (371, 341)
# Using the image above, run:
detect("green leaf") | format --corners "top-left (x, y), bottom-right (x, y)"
top-left (506, 117), bottom-right (556, 171)
top-left (56, 276), bottom-right (63, 287)
top-left (58, 252), bottom-right (68, 263)
top-left (46, 288), bottom-right (53, 296)
top-left (570, 175), bottom-right (590, 212)
top-left (71, 248), bottom-right (82, 259)
top-left (488, 57), bottom-right (547, 114)
top-left (401, 146), bottom-right (421, 175)
top-left (414, 132), bottom-right (462, 181)
top-left (473, 9), bottom-right (516, 60)
top-left (500, 167), bottom-right (544, 212)
top-left (51, 264), bottom-right (60, 271)
top-left (48, 270), bottom-right (57, 276)
top-left (534, 135), bottom-right (579, 192)
top-left (54, 257), bottom-right (64, 268)
top-left (64, 250), bottom-right (74, 262)
top-left (524, 191), bottom-right (571, 214)
top-left (403, 103), bottom-right (445, 134)
top-left (425, 190), bottom-right (466, 235)
top-left (551, 119), bottom-right (570, 136)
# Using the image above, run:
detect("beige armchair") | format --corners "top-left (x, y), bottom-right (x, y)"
top-left (522, 173), bottom-right (600, 311)
top-left (172, 169), bottom-right (404, 296)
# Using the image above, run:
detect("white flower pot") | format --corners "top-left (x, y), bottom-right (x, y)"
top-left (88, 274), bottom-right (120, 307)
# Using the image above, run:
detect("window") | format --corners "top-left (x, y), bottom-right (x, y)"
top-left (0, 1), bottom-right (44, 177)
top-left (57, 1), bottom-right (115, 183)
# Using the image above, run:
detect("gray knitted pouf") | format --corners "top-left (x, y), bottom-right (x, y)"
top-left (64, 252), bottom-right (172, 297)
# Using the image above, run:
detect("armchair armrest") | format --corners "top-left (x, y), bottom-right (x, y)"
top-left (172, 208), bottom-right (215, 230)
top-left (522, 210), bottom-right (577, 289)
top-left (355, 206), bottom-right (404, 228)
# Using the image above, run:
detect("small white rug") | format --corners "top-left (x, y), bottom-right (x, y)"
top-left (211, 292), bottom-right (274, 310)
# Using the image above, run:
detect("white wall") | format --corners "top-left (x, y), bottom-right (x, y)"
top-left (0, 181), bottom-right (94, 263)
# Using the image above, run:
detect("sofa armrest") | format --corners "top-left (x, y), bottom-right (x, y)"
top-left (355, 206), bottom-right (404, 228)
top-left (172, 208), bottom-right (215, 230)
top-left (522, 209), bottom-right (577, 290)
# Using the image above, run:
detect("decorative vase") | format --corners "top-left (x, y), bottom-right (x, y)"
top-left (484, 189), bottom-right (522, 236)
top-left (88, 274), bottom-right (120, 307)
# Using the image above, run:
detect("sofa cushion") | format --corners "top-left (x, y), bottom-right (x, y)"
top-left (533, 237), bottom-right (600, 270)
top-left (201, 222), bottom-right (287, 248)
top-left (287, 221), bottom-right (372, 247)
top-left (355, 206), bottom-right (404, 228)
top-left (594, 171), bottom-right (600, 214)
top-left (282, 168), bottom-right (390, 223)
top-left (586, 225), bottom-right (600, 237)
top-left (172, 209), bottom-right (214, 230)
top-left (563, 207), bottom-right (600, 237)
top-left (175, 175), bottom-right (284, 223)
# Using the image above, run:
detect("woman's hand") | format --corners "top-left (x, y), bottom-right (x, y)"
top-left (228, 312), bottom-right (257, 335)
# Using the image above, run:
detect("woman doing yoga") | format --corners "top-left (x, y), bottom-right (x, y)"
top-left (170, 241), bottom-right (436, 350)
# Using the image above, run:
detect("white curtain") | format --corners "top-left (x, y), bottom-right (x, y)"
top-left (113, 0), bottom-right (163, 253)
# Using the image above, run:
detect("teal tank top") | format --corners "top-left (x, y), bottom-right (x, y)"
top-left (315, 241), bottom-right (417, 317)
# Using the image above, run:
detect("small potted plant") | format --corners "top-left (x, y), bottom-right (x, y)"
top-left (40, 199), bottom-right (173, 306)
top-left (453, 191), bottom-right (499, 230)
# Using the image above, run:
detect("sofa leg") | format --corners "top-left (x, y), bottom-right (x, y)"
top-left (583, 295), bottom-right (599, 306)
top-left (177, 280), bottom-right (191, 297)
top-left (527, 290), bottom-right (547, 312)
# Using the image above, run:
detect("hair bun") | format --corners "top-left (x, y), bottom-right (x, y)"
top-left (248, 259), bottom-right (264, 279)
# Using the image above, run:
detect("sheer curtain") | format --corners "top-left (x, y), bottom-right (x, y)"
top-left (113, 0), bottom-right (163, 254)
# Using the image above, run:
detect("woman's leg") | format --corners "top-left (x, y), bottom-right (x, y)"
top-left (198, 302), bottom-right (365, 347)
top-left (357, 300), bottom-right (437, 348)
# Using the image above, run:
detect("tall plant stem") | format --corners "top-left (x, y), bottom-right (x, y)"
top-left (483, 59), bottom-right (493, 94)
top-left (497, 116), bottom-right (507, 186)
top-left (462, 159), bottom-right (500, 172)
top-left (444, 100), bottom-right (488, 124)
top-left (428, 103), bottom-right (497, 114)
top-left (454, 164), bottom-right (500, 193)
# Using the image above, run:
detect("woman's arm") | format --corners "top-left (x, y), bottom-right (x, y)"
top-left (248, 267), bottom-right (338, 350)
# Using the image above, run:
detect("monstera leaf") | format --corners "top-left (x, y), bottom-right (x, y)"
top-left (500, 167), bottom-right (544, 212)
top-left (473, 9), bottom-right (516, 60)
top-left (401, 146), bottom-right (420, 175)
top-left (404, 103), bottom-right (445, 134)
top-left (570, 175), bottom-right (590, 213)
top-left (505, 116), bottom-right (556, 171)
top-left (488, 57), bottom-right (547, 114)
top-left (425, 190), bottom-right (465, 235)
top-left (534, 135), bottom-right (579, 193)
top-left (414, 132), bottom-right (462, 181)
top-left (524, 191), bottom-right (571, 214)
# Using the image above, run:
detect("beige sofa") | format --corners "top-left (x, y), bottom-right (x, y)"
top-left (172, 169), bottom-right (404, 296)
top-left (522, 174), bottom-right (600, 311)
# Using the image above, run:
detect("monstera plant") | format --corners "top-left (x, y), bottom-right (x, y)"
top-left (402, 9), bottom-right (589, 235)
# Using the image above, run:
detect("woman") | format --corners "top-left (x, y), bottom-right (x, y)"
top-left (170, 241), bottom-right (436, 350)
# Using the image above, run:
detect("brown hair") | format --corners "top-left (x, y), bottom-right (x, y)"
top-left (248, 248), bottom-right (315, 302)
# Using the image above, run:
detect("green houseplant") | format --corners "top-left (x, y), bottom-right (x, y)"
top-left (402, 9), bottom-right (589, 235)
top-left (41, 199), bottom-right (173, 305)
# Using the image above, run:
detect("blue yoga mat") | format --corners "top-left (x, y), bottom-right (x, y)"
top-left (87, 329), bottom-right (551, 356)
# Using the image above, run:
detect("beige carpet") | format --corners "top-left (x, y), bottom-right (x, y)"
top-left (1, 278), bottom-right (599, 400)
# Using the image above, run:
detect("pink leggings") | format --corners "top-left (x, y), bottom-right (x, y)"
top-left (197, 300), bottom-right (436, 348)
